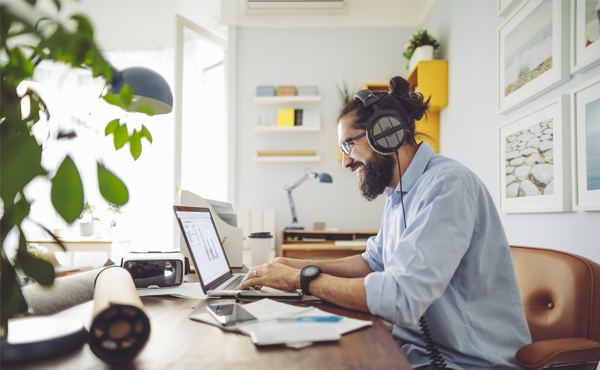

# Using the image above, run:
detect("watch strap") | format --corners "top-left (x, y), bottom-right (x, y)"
top-left (300, 265), bottom-right (321, 296)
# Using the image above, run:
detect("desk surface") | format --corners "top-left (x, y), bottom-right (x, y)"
top-left (5, 274), bottom-right (412, 370)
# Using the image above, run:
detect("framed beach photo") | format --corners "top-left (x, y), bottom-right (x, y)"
top-left (571, 0), bottom-right (600, 73)
top-left (498, 0), bottom-right (570, 114)
top-left (498, 0), bottom-right (521, 17)
top-left (499, 95), bottom-right (571, 213)
top-left (571, 76), bottom-right (600, 210)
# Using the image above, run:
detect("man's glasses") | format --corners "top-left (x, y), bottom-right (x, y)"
top-left (339, 131), bottom-right (366, 155)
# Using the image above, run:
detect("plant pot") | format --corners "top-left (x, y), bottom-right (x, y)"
top-left (80, 223), bottom-right (95, 236)
top-left (409, 45), bottom-right (434, 73)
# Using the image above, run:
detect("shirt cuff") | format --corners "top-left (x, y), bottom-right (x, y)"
top-left (362, 251), bottom-right (382, 272)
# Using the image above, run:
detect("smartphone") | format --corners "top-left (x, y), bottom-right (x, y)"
top-left (206, 303), bottom-right (257, 326)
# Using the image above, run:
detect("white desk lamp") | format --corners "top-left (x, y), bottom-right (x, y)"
top-left (285, 168), bottom-right (332, 230)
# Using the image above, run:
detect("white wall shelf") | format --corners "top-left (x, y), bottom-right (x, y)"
top-left (254, 125), bottom-right (321, 133)
top-left (254, 96), bottom-right (321, 105)
top-left (254, 156), bottom-right (321, 163)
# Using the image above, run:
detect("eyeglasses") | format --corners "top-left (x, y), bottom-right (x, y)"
top-left (339, 131), bottom-right (366, 155)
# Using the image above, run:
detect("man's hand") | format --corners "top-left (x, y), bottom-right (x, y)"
top-left (239, 261), bottom-right (302, 291)
top-left (270, 257), bottom-right (310, 270)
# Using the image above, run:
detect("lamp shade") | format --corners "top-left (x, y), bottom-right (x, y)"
top-left (315, 173), bottom-right (332, 183)
top-left (109, 67), bottom-right (173, 115)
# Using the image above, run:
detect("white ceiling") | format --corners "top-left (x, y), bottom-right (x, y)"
top-left (221, 0), bottom-right (437, 28)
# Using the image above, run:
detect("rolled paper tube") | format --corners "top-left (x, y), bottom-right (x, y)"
top-left (89, 266), bottom-right (151, 364)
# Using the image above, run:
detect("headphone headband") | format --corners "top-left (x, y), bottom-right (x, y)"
top-left (354, 89), bottom-right (379, 107)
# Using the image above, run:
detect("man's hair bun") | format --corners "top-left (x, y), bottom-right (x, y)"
top-left (389, 76), bottom-right (411, 97)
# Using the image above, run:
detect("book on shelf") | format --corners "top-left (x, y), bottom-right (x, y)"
top-left (257, 150), bottom-right (316, 157)
top-left (294, 109), bottom-right (303, 126)
top-left (277, 109), bottom-right (295, 126)
top-left (302, 237), bottom-right (326, 243)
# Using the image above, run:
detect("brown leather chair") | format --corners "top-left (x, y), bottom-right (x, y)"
top-left (511, 245), bottom-right (600, 370)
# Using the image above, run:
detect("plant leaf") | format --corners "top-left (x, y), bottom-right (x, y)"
top-left (103, 92), bottom-right (123, 108)
top-left (135, 105), bottom-right (155, 116)
top-left (105, 119), bottom-right (120, 136)
top-left (113, 123), bottom-right (128, 149)
top-left (140, 125), bottom-right (153, 143)
top-left (129, 130), bottom-right (142, 160)
top-left (17, 230), bottom-right (55, 286)
top-left (51, 156), bottom-right (84, 223)
top-left (119, 84), bottom-right (133, 109)
top-left (97, 163), bottom-right (128, 205)
top-left (0, 251), bottom-right (19, 330)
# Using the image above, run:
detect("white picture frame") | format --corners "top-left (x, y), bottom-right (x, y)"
top-left (499, 95), bottom-right (571, 213)
top-left (571, 75), bottom-right (600, 211)
top-left (571, 0), bottom-right (600, 74)
top-left (498, 0), bottom-right (571, 114)
top-left (498, 0), bottom-right (521, 17)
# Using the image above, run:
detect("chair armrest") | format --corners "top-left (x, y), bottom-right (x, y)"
top-left (515, 338), bottom-right (600, 370)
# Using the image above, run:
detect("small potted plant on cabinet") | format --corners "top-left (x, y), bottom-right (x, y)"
top-left (78, 202), bottom-right (100, 236)
top-left (403, 29), bottom-right (441, 72)
top-left (107, 203), bottom-right (123, 236)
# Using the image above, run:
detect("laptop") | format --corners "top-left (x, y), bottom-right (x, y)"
top-left (173, 205), bottom-right (302, 298)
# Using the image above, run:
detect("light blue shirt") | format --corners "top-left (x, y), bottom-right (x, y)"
top-left (362, 142), bottom-right (531, 370)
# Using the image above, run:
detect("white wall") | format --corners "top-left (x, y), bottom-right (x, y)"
top-left (421, 0), bottom-right (600, 262)
top-left (235, 27), bottom-right (417, 246)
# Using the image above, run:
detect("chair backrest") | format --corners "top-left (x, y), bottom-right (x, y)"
top-left (511, 245), bottom-right (600, 370)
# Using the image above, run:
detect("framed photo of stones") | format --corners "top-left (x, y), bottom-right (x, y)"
top-left (498, 0), bottom-right (520, 17)
top-left (571, 0), bottom-right (600, 74)
top-left (497, 0), bottom-right (570, 114)
top-left (499, 95), bottom-right (571, 213)
top-left (571, 75), bottom-right (600, 210)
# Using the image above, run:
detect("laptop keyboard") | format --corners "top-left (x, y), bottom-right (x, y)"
top-left (221, 275), bottom-right (244, 290)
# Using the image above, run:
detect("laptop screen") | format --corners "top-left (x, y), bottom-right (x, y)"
top-left (174, 207), bottom-right (230, 287)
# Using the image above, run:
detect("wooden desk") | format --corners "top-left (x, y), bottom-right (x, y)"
top-left (4, 278), bottom-right (411, 369)
top-left (280, 229), bottom-right (378, 259)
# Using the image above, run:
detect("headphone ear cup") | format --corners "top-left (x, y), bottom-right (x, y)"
top-left (367, 116), bottom-right (406, 155)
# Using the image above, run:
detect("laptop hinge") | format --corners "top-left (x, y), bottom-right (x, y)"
top-left (207, 273), bottom-right (234, 290)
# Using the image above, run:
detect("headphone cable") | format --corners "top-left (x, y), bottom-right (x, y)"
top-left (394, 149), bottom-right (447, 370)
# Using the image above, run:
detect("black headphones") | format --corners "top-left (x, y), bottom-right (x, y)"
top-left (353, 89), bottom-right (407, 155)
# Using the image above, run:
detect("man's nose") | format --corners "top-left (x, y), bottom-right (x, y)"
top-left (342, 153), bottom-right (353, 169)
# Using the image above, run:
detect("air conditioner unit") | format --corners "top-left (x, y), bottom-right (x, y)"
top-left (246, 0), bottom-right (346, 10)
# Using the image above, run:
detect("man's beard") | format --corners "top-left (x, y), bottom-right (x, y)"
top-left (351, 153), bottom-right (395, 201)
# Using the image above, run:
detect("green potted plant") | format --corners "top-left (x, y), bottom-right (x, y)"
top-left (403, 29), bottom-right (441, 72)
top-left (0, 0), bottom-right (158, 334)
top-left (78, 202), bottom-right (100, 236)
top-left (336, 78), bottom-right (358, 109)
top-left (107, 203), bottom-right (123, 236)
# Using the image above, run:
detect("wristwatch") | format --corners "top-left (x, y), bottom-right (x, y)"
top-left (300, 265), bottom-right (322, 296)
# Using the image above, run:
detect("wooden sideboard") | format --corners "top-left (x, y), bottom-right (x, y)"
top-left (280, 229), bottom-right (378, 259)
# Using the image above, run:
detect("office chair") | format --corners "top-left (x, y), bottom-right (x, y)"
top-left (510, 245), bottom-right (600, 370)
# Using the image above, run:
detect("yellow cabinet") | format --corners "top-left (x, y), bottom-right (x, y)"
top-left (406, 60), bottom-right (448, 153)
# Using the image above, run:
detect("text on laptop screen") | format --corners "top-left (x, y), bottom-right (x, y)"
top-left (176, 211), bottom-right (229, 286)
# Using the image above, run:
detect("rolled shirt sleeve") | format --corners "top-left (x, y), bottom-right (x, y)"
top-left (364, 173), bottom-right (476, 327)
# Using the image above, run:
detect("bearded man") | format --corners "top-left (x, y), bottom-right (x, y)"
top-left (240, 76), bottom-right (531, 370)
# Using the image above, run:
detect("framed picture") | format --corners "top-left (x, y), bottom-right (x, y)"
top-left (571, 75), bottom-right (600, 210)
top-left (498, 0), bottom-right (520, 17)
top-left (571, 0), bottom-right (600, 73)
top-left (499, 95), bottom-right (571, 213)
top-left (498, 0), bottom-right (570, 114)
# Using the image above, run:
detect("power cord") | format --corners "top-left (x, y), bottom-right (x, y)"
top-left (394, 150), bottom-right (447, 370)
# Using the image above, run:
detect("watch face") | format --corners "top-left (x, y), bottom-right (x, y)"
top-left (303, 266), bottom-right (318, 277)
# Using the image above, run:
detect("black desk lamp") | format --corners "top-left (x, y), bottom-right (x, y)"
top-left (109, 66), bottom-right (173, 114)
top-left (285, 168), bottom-right (332, 230)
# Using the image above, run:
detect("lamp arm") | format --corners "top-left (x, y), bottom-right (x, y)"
top-left (285, 173), bottom-right (314, 192)
top-left (287, 189), bottom-right (298, 224)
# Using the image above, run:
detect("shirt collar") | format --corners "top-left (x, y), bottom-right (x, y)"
top-left (385, 141), bottom-right (435, 197)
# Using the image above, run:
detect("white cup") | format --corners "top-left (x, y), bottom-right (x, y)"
top-left (249, 232), bottom-right (273, 267)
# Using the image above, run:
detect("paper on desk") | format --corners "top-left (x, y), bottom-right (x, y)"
top-left (136, 282), bottom-right (206, 299)
top-left (189, 299), bottom-right (372, 348)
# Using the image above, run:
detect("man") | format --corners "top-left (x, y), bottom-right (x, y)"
top-left (240, 77), bottom-right (531, 369)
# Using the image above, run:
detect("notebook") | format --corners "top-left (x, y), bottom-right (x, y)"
top-left (173, 206), bottom-right (302, 298)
